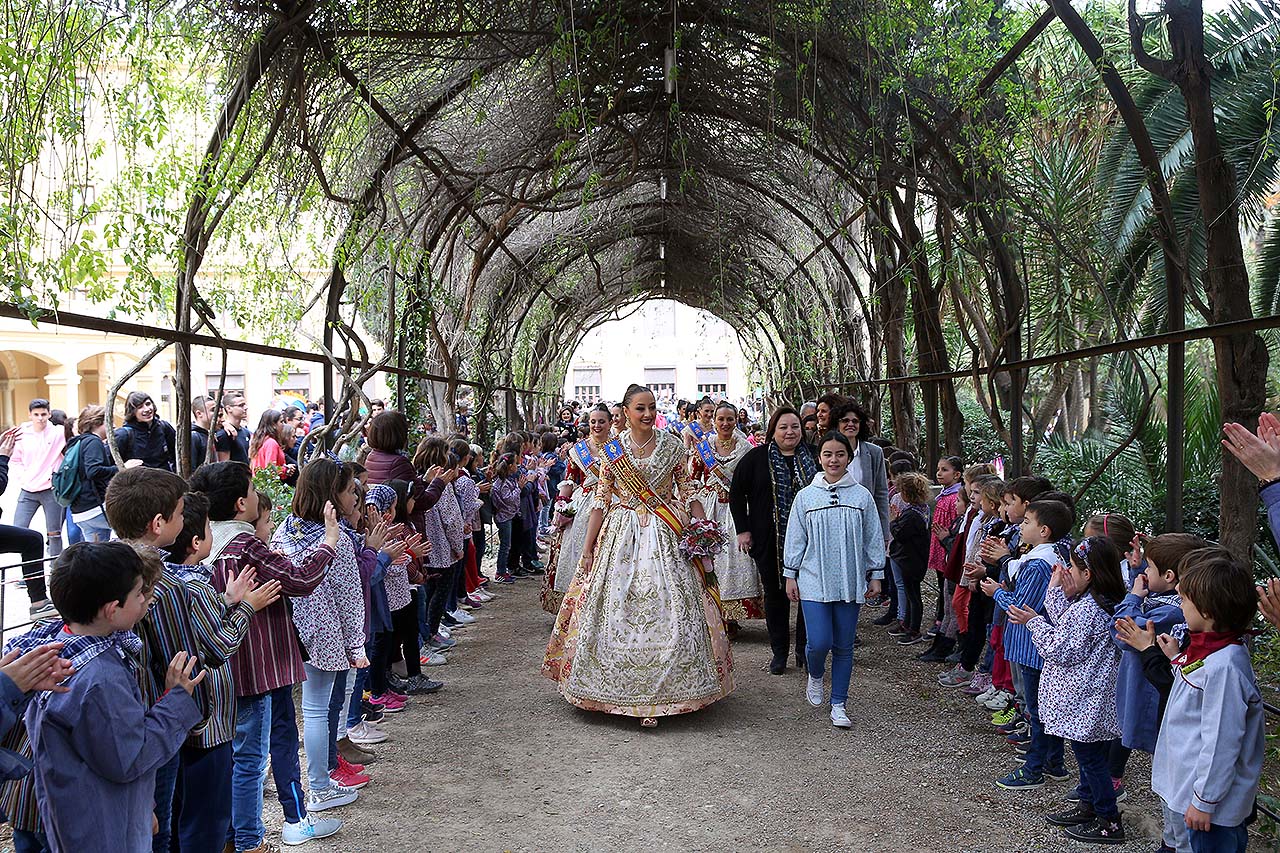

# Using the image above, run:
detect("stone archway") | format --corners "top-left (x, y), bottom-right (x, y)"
top-left (0, 350), bottom-right (58, 427)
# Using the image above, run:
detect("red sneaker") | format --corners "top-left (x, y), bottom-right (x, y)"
top-left (330, 757), bottom-right (370, 789)
top-left (370, 692), bottom-right (407, 713)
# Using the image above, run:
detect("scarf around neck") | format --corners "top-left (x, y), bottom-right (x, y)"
top-left (274, 514), bottom-right (327, 559)
top-left (1007, 542), bottom-right (1060, 581)
top-left (768, 441), bottom-right (818, 578)
top-left (209, 520), bottom-right (256, 563)
top-left (5, 620), bottom-right (143, 683)
top-left (1173, 630), bottom-right (1246, 669)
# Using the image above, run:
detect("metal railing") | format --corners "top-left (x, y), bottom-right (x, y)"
top-left (0, 554), bottom-right (58, 641)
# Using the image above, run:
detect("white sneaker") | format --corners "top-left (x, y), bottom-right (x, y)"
top-left (974, 685), bottom-right (998, 705)
top-left (830, 703), bottom-right (852, 728)
top-left (346, 721), bottom-right (388, 745)
top-left (805, 676), bottom-right (824, 707)
top-left (282, 813), bottom-right (343, 845)
top-left (983, 689), bottom-right (1015, 710)
top-left (421, 650), bottom-right (449, 666)
top-left (306, 784), bottom-right (359, 812)
top-left (450, 609), bottom-right (477, 624)
top-left (437, 625), bottom-right (452, 639)
top-left (474, 590), bottom-right (494, 602)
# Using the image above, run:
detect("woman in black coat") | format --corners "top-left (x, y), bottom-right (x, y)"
top-left (729, 406), bottom-right (818, 674)
top-left (112, 391), bottom-right (176, 472)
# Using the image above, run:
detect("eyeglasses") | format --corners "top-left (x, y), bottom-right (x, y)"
top-left (840, 417), bottom-right (860, 426)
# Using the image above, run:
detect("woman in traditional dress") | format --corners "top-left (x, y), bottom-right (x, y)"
top-left (543, 384), bottom-right (734, 727)
top-left (541, 404), bottom-right (612, 614)
top-left (681, 397), bottom-right (716, 451)
top-left (728, 407), bottom-right (818, 674)
top-left (690, 402), bottom-right (763, 634)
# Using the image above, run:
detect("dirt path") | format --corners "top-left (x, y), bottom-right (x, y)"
top-left (288, 582), bottom-right (1167, 853)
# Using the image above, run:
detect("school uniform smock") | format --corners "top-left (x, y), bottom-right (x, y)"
top-left (782, 472), bottom-right (885, 603)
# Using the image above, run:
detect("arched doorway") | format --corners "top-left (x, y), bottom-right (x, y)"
top-left (0, 350), bottom-right (57, 426)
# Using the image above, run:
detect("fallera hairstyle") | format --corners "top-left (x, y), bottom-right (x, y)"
top-left (367, 410), bottom-right (410, 453)
top-left (1070, 536), bottom-right (1127, 614)
top-left (622, 383), bottom-right (654, 408)
top-left (1006, 475), bottom-right (1053, 502)
top-left (1177, 547), bottom-right (1259, 633)
top-left (170, 492), bottom-right (210, 564)
top-left (1085, 513), bottom-right (1136, 555)
top-left (592, 403), bottom-right (611, 416)
top-left (104, 466), bottom-right (187, 539)
top-left (895, 472), bottom-right (932, 505)
top-left (28, 398), bottom-right (50, 412)
top-left (189, 461), bottom-right (253, 522)
top-left (386, 479), bottom-right (413, 523)
top-left (49, 542), bottom-right (147, 625)
top-left (817, 430), bottom-right (853, 457)
top-left (77, 404), bottom-right (106, 435)
top-left (539, 432), bottom-right (559, 453)
top-left (414, 435), bottom-right (451, 472)
top-left (1144, 532), bottom-right (1210, 579)
top-left (833, 400), bottom-right (872, 441)
top-left (715, 401), bottom-right (737, 417)
top-left (766, 406), bottom-right (802, 443)
top-left (963, 462), bottom-right (996, 482)
top-left (1024, 499), bottom-right (1074, 541)
top-left (248, 409), bottom-right (285, 460)
top-left (123, 391), bottom-right (157, 423)
top-left (291, 457), bottom-right (354, 523)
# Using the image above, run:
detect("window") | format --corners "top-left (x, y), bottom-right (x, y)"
top-left (644, 367), bottom-right (676, 402)
top-left (696, 366), bottom-right (729, 399)
top-left (275, 369), bottom-right (311, 398)
top-left (206, 373), bottom-right (245, 397)
top-left (573, 367), bottom-right (601, 404)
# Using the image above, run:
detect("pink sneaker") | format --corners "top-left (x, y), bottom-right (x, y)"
top-left (331, 756), bottom-right (371, 789)
top-left (962, 671), bottom-right (993, 696)
top-left (370, 693), bottom-right (407, 713)
top-left (386, 689), bottom-right (408, 703)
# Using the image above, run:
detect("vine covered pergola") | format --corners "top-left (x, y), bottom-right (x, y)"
top-left (6, 0), bottom-right (1279, 558)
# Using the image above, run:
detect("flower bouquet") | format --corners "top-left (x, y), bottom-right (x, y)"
top-left (553, 497), bottom-right (576, 528)
top-left (679, 518), bottom-right (727, 600)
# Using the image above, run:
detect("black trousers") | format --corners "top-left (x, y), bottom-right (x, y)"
top-left (960, 590), bottom-right (993, 670)
top-left (755, 543), bottom-right (806, 660)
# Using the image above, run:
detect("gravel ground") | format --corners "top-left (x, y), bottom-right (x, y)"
top-left (274, 580), bottom-right (1181, 853)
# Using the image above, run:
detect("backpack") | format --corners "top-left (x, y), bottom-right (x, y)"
top-left (52, 438), bottom-right (86, 508)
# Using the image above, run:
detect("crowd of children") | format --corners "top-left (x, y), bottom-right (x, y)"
top-left (873, 452), bottom-right (1267, 851)
top-left (0, 407), bottom-right (573, 852)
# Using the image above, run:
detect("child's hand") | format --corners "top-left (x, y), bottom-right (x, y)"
top-left (1156, 633), bottom-right (1181, 661)
top-left (165, 651), bottom-right (206, 695)
top-left (381, 537), bottom-right (407, 564)
top-left (1048, 564), bottom-right (1065, 589)
top-left (223, 567), bottom-right (257, 606)
top-left (979, 578), bottom-right (1002, 597)
top-left (350, 655), bottom-right (369, 669)
top-left (365, 514), bottom-right (388, 552)
top-left (1007, 604), bottom-right (1038, 625)
top-left (1113, 617), bottom-right (1155, 652)
top-left (0, 643), bottom-right (73, 693)
top-left (425, 465), bottom-right (445, 482)
top-left (1184, 804), bottom-right (1212, 832)
top-left (979, 537), bottom-right (1009, 563)
top-left (244, 579), bottom-right (282, 612)
top-left (963, 562), bottom-right (985, 583)
top-left (323, 501), bottom-right (340, 547)
top-left (1131, 572), bottom-right (1148, 598)
top-left (1258, 578), bottom-right (1280, 630)
top-left (1127, 534), bottom-right (1146, 568)
top-left (0, 427), bottom-right (19, 457)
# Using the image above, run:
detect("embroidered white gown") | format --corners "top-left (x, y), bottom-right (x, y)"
top-left (543, 429), bottom-right (735, 717)
top-left (691, 431), bottom-right (764, 619)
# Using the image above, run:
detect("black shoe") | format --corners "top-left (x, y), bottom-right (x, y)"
top-left (386, 672), bottom-right (409, 692)
top-left (1045, 803), bottom-right (1095, 827)
top-left (360, 700), bottom-right (386, 724)
top-left (404, 675), bottom-right (444, 694)
top-left (795, 653), bottom-right (807, 673)
top-left (1064, 817), bottom-right (1125, 845)
top-left (768, 655), bottom-right (786, 675)
top-left (873, 611), bottom-right (896, 626)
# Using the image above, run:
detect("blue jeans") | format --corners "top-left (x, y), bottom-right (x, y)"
top-left (1017, 663), bottom-right (1064, 778)
top-left (496, 519), bottom-right (512, 575)
top-left (1070, 739), bottom-right (1118, 820)
top-left (800, 600), bottom-right (860, 705)
top-left (301, 664), bottom-right (341, 792)
top-left (152, 753), bottom-right (180, 852)
top-left (64, 514), bottom-right (82, 545)
top-left (230, 686), bottom-right (306, 850)
top-left (346, 663), bottom-right (369, 729)
top-left (76, 512), bottom-right (112, 543)
top-left (1190, 824), bottom-right (1249, 853)
top-left (889, 559), bottom-right (906, 620)
top-left (325, 667), bottom-right (356, 773)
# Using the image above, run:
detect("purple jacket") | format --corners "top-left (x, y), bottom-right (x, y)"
top-left (490, 475), bottom-right (521, 524)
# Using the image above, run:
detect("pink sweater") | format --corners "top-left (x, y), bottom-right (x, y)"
top-left (11, 423), bottom-right (66, 492)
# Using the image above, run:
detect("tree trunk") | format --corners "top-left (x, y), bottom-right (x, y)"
top-left (871, 196), bottom-right (917, 452)
top-left (1162, 0), bottom-right (1268, 559)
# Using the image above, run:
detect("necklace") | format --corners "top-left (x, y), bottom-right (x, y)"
top-left (715, 435), bottom-right (735, 454)
top-left (629, 430), bottom-right (656, 455)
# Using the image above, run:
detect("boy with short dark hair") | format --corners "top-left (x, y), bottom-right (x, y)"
top-left (1152, 548), bottom-right (1263, 853)
top-left (187, 461), bottom-right (342, 849)
top-left (981, 499), bottom-right (1074, 789)
top-left (13, 542), bottom-right (204, 852)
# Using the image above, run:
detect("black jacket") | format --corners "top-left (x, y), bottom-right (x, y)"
top-left (67, 433), bottom-right (118, 514)
top-left (190, 424), bottom-right (210, 471)
top-left (729, 442), bottom-right (817, 579)
top-left (114, 420), bottom-right (176, 472)
top-left (889, 509), bottom-right (930, 582)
